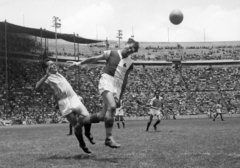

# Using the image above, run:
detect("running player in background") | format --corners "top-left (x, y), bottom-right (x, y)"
top-left (146, 91), bottom-right (163, 132)
top-left (35, 58), bottom-right (95, 154)
top-left (115, 99), bottom-right (125, 129)
top-left (68, 38), bottom-right (139, 148)
top-left (213, 101), bottom-right (225, 121)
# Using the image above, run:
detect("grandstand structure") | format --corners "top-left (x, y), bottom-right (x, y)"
top-left (1, 21), bottom-right (240, 122)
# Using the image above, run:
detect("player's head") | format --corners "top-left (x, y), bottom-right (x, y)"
top-left (122, 38), bottom-right (139, 58)
top-left (155, 90), bottom-right (160, 99)
top-left (41, 58), bottom-right (58, 74)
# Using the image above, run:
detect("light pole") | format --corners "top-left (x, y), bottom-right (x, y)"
top-left (52, 16), bottom-right (61, 63)
top-left (116, 30), bottom-right (122, 49)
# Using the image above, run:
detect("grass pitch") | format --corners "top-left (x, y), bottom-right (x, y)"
top-left (1, 118), bottom-right (240, 168)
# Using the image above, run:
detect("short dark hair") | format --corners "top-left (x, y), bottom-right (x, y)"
top-left (127, 38), bottom-right (139, 52)
top-left (41, 58), bottom-right (52, 72)
top-left (155, 90), bottom-right (160, 95)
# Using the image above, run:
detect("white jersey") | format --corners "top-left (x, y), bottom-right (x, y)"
top-left (150, 96), bottom-right (163, 110)
top-left (216, 104), bottom-right (222, 113)
top-left (45, 72), bottom-right (76, 100)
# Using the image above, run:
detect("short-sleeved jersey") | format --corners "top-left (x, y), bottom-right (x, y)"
top-left (102, 50), bottom-right (133, 81)
top-left (45, 72), bottom-right (76, 100)
top-left (150, 97), bottom-right (163, 109)
top-left (216, 104), bottom-right (222, 109)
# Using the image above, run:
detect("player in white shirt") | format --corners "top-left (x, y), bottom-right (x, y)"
top-left (213, 102), bottom-right (225, 121)
top-left (115, 100), bottom-right (125, 129)
top-left (146, 91), bottom-right (163, 131)
top-left (35, 58), bottom-right (95, 154)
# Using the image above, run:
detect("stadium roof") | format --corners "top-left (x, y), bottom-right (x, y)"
top-left (0, 21), bottom-right (102, 44)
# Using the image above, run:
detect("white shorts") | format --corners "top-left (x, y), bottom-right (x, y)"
top-left (216, 109), bottom-right (222, 114)
top-left (149, 108), bottom-right (161, 116)
top-left (116, 108), bottom-right (124, 116)
top-left (98, 73), bottom-right (123, 102)
top-left (58, 95), bottom-right (89, 117)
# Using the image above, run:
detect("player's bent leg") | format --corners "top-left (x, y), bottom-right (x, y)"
top-left (116, 116), bottom-right (120, 129)
top-left (102, 91), bottom-right (121, 148)
top-left (153, 115), bottom-right (161, 131)
top-left (220, 114), bottom-right (224, 121)
top-left (146, 115), bottom-right (153, 132)
top-left (67, 123), bottom-right (73, 136)
top-left (84, 123), bottom-right (96, 144)
top-left (213, 113), bottom-right (218, 121)
top-left (66, 113), bottom-right (91, 154)
top-left (121, 117), bottom-right (125, 128)
top-left (82, 103), bottom-right (107, 125)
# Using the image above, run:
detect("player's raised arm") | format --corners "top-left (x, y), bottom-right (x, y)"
top-left (35, 66), bottom-right (51, 91)
top-left (67, 54), bottom-right (107, 68)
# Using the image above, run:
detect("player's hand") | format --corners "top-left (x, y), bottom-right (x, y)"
top-left (46, 66), bottom-right (51, 77)
top-left (66, 61), bottom-right (81, 68)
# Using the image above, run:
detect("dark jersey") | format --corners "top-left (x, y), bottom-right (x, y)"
top-left (102, 50), bottom-right (133, 80)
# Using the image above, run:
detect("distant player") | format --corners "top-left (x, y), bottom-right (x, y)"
top-left (67, 38), bottom-right (139, 148)
top-left (146, 91), bottom-right (163, 131)
top-left (213, 102), bottom-right (225, 121)
top-left (35, 58), bottom-right (95, 154)
top-left (115, 99), bottom-right (125, 129)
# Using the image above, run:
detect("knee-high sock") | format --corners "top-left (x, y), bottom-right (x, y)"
top-left (69, 123), bottom-right (73, 134)
top-left (122, 121), bottom-right (125, 128)
top-left (105, 118), bottom-right (114, 138)
top-left (74, 126), bottom-right (86, 147)
top-left (117, 122), bottom-right (120, 129)
top-left (220, 114), bottom-right (224, 120)
top-left (146, 121), bottom-right (152, 130)
top-left (154, 120), bottom-right (161, 127)
top-left (84, 123), bottom-right (92, 137)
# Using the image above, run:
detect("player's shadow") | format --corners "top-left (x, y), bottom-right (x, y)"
top-left (39, 154), bottom-right (127, 163)
top-left (38, 154), bottom-right (94, 161)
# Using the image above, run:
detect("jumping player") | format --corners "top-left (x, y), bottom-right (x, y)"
top-left (115, 99), bottom-right (125, 129)
top-left (35, 58), bottom-right (95, 154)
top-left (68, 38), bottom-right (139, 148)
top-left (146, 91), bottom-right (163, 132)
top-left (213, 101), bottom-right (225, 121)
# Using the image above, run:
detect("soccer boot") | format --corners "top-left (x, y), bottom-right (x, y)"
top-left (85, 134), bottom-right (96, 145)
top-left (153, 125), bottom-right (157, 131)
top-left (105, 138), bottom-right (121, 148)
top-left (80, 145), bottom-right (92, 154)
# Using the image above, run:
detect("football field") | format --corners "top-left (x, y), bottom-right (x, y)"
top-left (1, 117), bottom-right (240, 168)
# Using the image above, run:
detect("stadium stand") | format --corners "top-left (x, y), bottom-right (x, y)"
top-left (1, 27), bottom-right (240, 124)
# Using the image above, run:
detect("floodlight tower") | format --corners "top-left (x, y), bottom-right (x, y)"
top-left (116, 30), bottom-right (122, 49)
top-left (52, 16), bottom-right (61, 63)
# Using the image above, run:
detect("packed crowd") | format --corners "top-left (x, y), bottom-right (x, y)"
top-left (1, 59), bottom-right (240, 123)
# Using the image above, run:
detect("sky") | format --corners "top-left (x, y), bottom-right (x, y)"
top-left (0, 0), bottom-right (240, 42)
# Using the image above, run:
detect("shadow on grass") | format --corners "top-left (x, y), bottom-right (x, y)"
top-left (38, 154), bottom-right (94, 161)
top-left (39, 154), bottom-right (128, 163)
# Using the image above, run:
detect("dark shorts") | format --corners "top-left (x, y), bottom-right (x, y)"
top-left (115, 115), bottom-right (124, 121)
